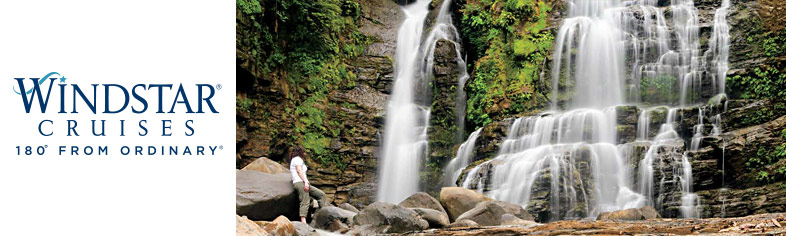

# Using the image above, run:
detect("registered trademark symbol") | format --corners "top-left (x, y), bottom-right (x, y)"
top-left (217, 84), bottom-right (222, 90)
top-left (219, 145), bottom-right (223, 150)
top-left (45, 145), bottom-right (48, 148)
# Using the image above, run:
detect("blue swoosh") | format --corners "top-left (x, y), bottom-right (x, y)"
top-left (13, 72), bottom-right (60, 95)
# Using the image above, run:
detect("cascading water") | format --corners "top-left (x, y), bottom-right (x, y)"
top-left (380, 0), bottom-right (472, 203)
top-left (452, 0), bottom-right (733, 220)
top-left (378, 0), bottom-right (433, 203)
top-left (443, 128), bottom-right (482, 186)
top-left (707, 0), bottom-right (731, 97)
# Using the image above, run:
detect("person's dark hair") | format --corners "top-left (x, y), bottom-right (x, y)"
top-left (290, 146), bottom-right (305, 160)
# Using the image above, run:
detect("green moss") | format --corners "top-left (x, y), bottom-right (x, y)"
top-left (463, 0), bottom-right (555, 129)
top-left (640, 75), bottom-right (677, 105)
top-left (238, 0), bottom-right (371, 170)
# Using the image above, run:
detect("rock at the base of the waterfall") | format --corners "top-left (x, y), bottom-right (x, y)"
top-left (352, 202), bottom-right (429, 233)
top-left (313, 206), bottom-right (356, 231)
top-left (236, 170), bottom-right (298, 220)
top-left (237, 215), bottom-right (269, 236)
top-left (639, 206), bottom-right (661, 219)
top-left (439, 187), bottom-right (491, 221)
top-left (322, 219), bottom-right (350, 233)
top-left (500, 214), bottom-right (539, 227)
top-left (493, 200), bottom-right (535, 221)
top-left (338, 202), bottom-right (360, 213)
top-left (256, 215), bottom-right (296, 236)
top-left (399, 192), bottom-right (447, 214)
top-left (455, 201), bottom-right (508, 226)
top-left (446, 219), bottom-right (479, 228)
top-left (292, 221), bottom-right (317, 236)
top-left (241, 157), bottom-right (289, 174)
top-left (411, 208), bottom-right (450, 228)
top-left (597, 207), bottom-right (646, 221)
top-left (346, 224), bottom-right (388, 236)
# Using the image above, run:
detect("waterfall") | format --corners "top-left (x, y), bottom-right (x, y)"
top-left (443, 128), bottom-right (482, 186)
top-left (444, 0), bottom-right (732, 221)
top-left (377, 0), bottom-right (432, 203)
top-left (379, 0), bottom-right (470, 203)
top-left (708, 0), bottom-right (731, 97)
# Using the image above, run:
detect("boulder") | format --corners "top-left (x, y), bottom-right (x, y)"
top-left (439, 187), bottom-right (491, 221)
top-left (596, 206), bottom-right (661, 221)
top-left (399, 192), bottom-right (447, 215)
top-left (500, 214), bottom-right (538, 227)
top-left (446, 219), bottom-right (479, 228)
top-left (236, 170), bottom-right (298, 220)
top-left (256, 215), bottom-right (296, 236)
top-left (455, 201), bottom-right (507, 226)
top-left (493, 200), bottom-right (535, 221)
top-left (241, 157), bottom-right (289, 174)
top-left (639, 206), bottom-right (661, 220)
top-left (338, 203), bottom-right (360, 213)
top-left (352, 202), bottom-right (429, 233)
top-left (313, 206), bottom-right (356, 232)
top-left (236, 215), bottom-right (269, 236)
top-left (411, 208), bottom-right (450, 228)
top-left (291, 222), bottom-right (317, 236)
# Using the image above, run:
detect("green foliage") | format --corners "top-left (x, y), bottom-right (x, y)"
top-left (727, 65), bottom-right (786, 99)
top-left (640, 75), bottom-right (677, 104)
top-left (237, 0), bottom-right (262, 14)
top-left (728, 23), bottom-right (786, 100)
top-left (236, 96), bottom-right (254, 114)
top-left (239, 0), bottom-right (370, 169)
top-left (462, 0), bottom-right (554, 129)
top-left (747, 129), bottom-right (786, 184)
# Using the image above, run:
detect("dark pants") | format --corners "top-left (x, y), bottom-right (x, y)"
top-left (292, 181), bottom-right (326, 217)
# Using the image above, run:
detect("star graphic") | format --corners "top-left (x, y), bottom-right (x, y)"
top-left (59, 76), bottom-right (67, 83)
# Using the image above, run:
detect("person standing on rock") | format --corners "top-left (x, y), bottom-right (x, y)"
top-left (289, 146), bottom-right (326, 224)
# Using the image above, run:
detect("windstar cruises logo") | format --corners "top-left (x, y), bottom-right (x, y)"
top-left (12, 72), bottom-right (224, 157)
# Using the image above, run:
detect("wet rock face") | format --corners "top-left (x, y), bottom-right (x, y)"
top-left (425, 39), bottom-right (462, 195)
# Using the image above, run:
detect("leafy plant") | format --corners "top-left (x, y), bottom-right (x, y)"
top-left (463, 0), bottom-right (555, 129)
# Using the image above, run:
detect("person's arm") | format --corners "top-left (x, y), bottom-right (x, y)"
top-left (295, 165), bottom-right (309, 191)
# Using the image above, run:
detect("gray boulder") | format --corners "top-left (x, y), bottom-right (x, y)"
top-left (236, 170), bottom-right (298, 220)
top-left (337, 203), bottom-right (360, 213)
top-left (455, 201), bottom-right (507, 226)
top-left (352, 202), bottom-right (429, 233)
top-left (291, 222), bottom-right (317, 236)
top-left (313, 206), bottom-right (356, 232)
top-left (493, 200), bottom-right (535, 221)
top-left (410, 208), bottom-right (450, 228)
top-left (399, 192), bottom-right (447, 214)
top-left (446, 218), bottom-right (479, 228)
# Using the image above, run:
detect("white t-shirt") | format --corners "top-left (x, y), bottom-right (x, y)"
top-left (289, 156), bottom-right (307, 183)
